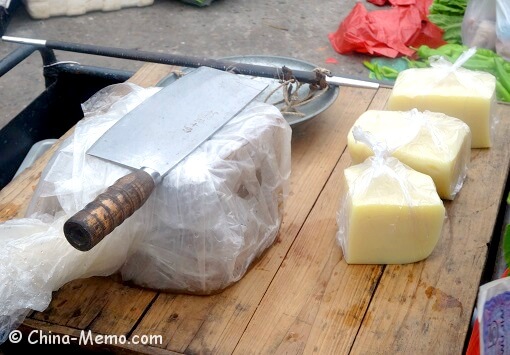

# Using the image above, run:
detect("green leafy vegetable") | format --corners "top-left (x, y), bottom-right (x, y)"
top-left (363, 58), bottom-right (409, 82)
top-left (496, 81), bottom-right (510, 102)
top-left (428, 0), bottom-right (467, 44)
top-left (495, 58), bottom-right (510, 95)
top-left (429, 0), bottom-right (467, 16)
top-left (504, 224), bottom-right (510, 268)
top-left (428, 14), bottom-right (464, 43)
top-left (503, 193), bottom-right (510, 268)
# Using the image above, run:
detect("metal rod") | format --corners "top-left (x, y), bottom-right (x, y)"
top-left (38, 47), bottom-right (58, 66)
top-left (2, 35), bottom-right (380, 89)
top-left (0, 45), bottom-right (37, 77)
top-left (45, 62), bottom-right (134, 82)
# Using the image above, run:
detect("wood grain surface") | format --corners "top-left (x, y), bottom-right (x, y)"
top-left (1, 63), bottom-right (509, 354)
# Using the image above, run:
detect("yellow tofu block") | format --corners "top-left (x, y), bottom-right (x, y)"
top-left (347, 110), bottom-right (471, 200)
top-left (387, 67), bottom-right (496, 148)
top-left (338, 157), bottom-right (445, 264)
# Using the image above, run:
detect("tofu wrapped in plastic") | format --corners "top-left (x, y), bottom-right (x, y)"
top-left (347, 109), bottom-right (471, 200)
top-left (387, 48), bottom-right (496, 148)
top-left (0, 82), bottom-right (292, 343)
top-left (337, 127), bottom-right (445, 265)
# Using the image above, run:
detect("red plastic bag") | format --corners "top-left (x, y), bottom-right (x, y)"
top-left (329, 1), bottom-right (446, 58)
top-left (368, 0), bottom-right (388, 5)
top-left (368, 0), bottom-right (416, 5)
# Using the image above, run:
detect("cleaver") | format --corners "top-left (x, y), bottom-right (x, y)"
top-left (63, 66), bottom-right (267, 252)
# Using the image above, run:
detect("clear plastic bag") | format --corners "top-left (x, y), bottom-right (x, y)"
top-left (496, 0), bottom-right (510, 61)
top-left (387, 47), bottom-right (497, 148)
top-left (0, 82), bottom-right (291, 343)
top-left (337, 127), bottom-right (445, 265)
top-left (347, 109), bottom-right (471, 200)
top-left (427, 47), bottom-right (491, 93)
top-left (462, 0), bottom-right (497, 50)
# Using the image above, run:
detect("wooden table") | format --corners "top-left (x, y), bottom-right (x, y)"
top-left (1, 63), bottom-right (509, 354)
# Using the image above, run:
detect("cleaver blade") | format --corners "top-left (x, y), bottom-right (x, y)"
top-left (63, 66), bottom-right (267, 251)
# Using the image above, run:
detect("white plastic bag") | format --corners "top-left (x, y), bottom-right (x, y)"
top-left (337, 127), bottom-right (445, 265)
top-left (462, 0), bottom-right (497, 50)
top-left (496, 0), bottom-right (510, 61)
top-left (0, 82), bottom-right (292, 343)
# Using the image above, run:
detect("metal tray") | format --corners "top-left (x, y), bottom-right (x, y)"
top-left (157, 55), bottom-right (340, 126)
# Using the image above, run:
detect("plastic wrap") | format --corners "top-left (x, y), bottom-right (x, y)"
top-left (388, 47), bottom-right (497, 99)
top-left (424, 47), bottom-right (490, 92)
top-left (0, 82), bottom-right (291, 343)
top-left (496, 0), bottom-right (510, 61)
top-left (337, 127), bottom-right (445, 265)
top-left (347, 109), bottom-right (471, 200)
top-left (462, 0), bottom-right (497, 50)
top-left (387, 47), bottom-right (497, 148)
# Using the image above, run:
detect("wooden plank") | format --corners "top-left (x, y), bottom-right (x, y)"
top-left (128, 292), bottom-right (220, 351)
top-left (32, 277), bottom-right (120, 328)
top-left (350, 104), bottom-right (510, 354)
top-left (31, 277), bottom-right (157, 335)
top-left (87, 285), bottom-right (157, 336)
top-left (235, 152), bottom-right (381, 354)
top-left (127, 63), bottom-right (176, 87)
top-left (130, 86), bottom-right (380, 354)
top-left (232, 88), bottom-right (392, 354)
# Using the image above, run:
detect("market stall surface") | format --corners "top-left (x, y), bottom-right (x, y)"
top-left (0, 63), bottom-right (509, 354)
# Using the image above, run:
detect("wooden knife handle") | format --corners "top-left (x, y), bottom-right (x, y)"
top-left (63, 169), bottom-right (157, 251)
